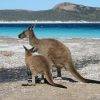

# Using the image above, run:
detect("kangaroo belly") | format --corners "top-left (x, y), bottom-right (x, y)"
top-left (28, 64), bottom-right (46, 76)
top-left (37, 39), bottom-right (71, 68)
top-left (26, 55), bottom-right (51, 76)
top-left (38, 51), bottom-right (69, 68)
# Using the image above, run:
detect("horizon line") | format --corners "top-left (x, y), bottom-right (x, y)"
top-left (0, 2), bottom-right (100, 11)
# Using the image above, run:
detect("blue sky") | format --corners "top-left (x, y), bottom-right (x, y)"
top-left (0, 0), bottom-right (100, 11)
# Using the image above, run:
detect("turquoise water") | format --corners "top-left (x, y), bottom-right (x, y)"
top-left (0, 23), bottom-right (100, 39)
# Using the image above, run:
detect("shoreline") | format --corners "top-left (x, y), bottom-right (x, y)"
top-left (0, 21), bottom-right (100, 24)
top-left (0, 36), bottom-right (100, 41)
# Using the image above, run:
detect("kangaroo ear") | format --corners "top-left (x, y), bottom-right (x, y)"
top-left (33, 47), bottom-right (38, 52)
top-left (28, 25), bottom-right (35, 30)
top-left (23, 45), bottom-right (28, 51)
top-left (29, 46), bottom-right (35, 52)
top-left (28, 25), bottom-right (32, 30)
top-left (30, 47), bottom-right (38, 53)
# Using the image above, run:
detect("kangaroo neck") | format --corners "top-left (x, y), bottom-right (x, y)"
top-left (29, 31), bottom-right (39, 46)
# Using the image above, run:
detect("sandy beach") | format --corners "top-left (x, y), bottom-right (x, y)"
top-left (0, 37), bottom-right (100, 100)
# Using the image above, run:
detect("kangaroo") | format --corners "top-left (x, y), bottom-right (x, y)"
top-left (23, 46), bottom-right (67, 88)
top-left (18, 25), bottom-right (100, 84)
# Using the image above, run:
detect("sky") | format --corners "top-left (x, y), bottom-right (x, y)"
top-left (0, 0), bottom-right (100, 11)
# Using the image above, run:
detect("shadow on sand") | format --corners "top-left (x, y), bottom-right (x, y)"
top-left (0, 67), bottom-right (77, 83)
top-left (62, 77), bottom-right (77, 82)
top-left (0, 66), bottom-right (28, 83)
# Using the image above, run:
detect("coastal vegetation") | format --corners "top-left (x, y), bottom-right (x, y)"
top-left (0, 2), bottom-right (100, 21)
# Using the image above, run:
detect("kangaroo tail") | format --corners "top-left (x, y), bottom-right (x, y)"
top-left (52, 83), bottom-right (67, 89)
top-left (85, 79), bottom-right (100, 84)
top-left (67, 59), bottom-right (100, 84)
top-left (45, 72), bottom-right (67, 89)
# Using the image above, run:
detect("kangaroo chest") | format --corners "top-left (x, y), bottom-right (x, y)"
top-left (25, 57), bottom-right (45, 74)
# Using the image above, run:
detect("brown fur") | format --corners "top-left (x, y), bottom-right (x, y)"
top-left (23, 46), bottom-right (67, 88)
top-left (18, 25), bottom-right (100, 83)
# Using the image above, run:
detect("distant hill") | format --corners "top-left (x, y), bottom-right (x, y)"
top-left (0, 2), bottom-right (100, 21)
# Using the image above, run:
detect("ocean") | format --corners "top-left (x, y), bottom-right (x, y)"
top-left (0, 23), bottom-right (100, 39)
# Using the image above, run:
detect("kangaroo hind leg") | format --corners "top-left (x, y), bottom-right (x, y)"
top-left (56, 67), bottom-right (62, 78)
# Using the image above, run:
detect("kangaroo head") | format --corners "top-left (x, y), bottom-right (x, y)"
top-left (23, 45), bottom-right (38, 56)
top-left (18, 25), bottom-right (35, 39)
